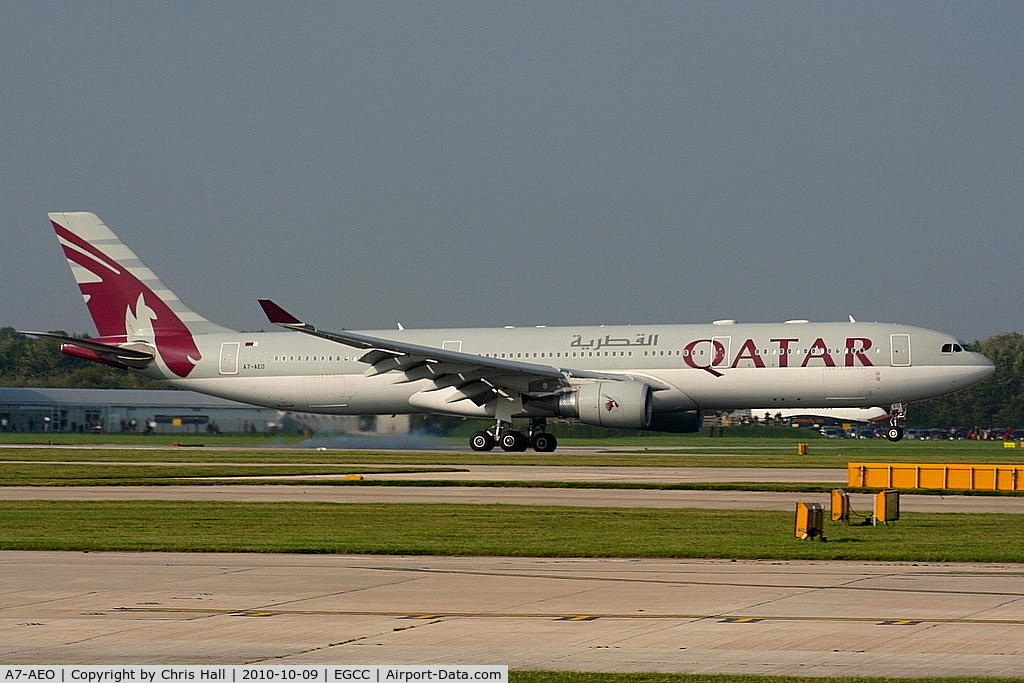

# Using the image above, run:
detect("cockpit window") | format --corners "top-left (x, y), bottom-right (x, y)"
top-left (941, 342), bottom-right (972, 354)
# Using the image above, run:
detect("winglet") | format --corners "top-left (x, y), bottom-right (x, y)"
top-left (258, 299), bottom-right (305, 326)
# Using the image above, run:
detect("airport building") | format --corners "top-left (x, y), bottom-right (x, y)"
top-left (0, 387), bottom-right (278, 435)
top-left (0, 387), bottom-right (410, 436)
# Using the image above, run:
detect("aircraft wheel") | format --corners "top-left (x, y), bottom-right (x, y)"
top-left (531, 432), bottom-right (557, 452)
top-left (885, 426), bottom-right (904, 442)
top-left (500, 431), bottom-right (529, 452)
top-left (470, 431), bottom-right (495, 451)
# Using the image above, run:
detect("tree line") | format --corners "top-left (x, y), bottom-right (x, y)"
top-left (3, 327), bottom-right (1022, 428)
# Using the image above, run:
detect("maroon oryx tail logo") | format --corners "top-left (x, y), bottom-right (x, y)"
top-left (54, 220), bottom-right (202, 378)
top-left (603, 394), bottom-right (620, 412)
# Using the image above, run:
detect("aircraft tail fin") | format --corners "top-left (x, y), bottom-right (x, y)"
top-left (49, 211), bottom-right (231, 377)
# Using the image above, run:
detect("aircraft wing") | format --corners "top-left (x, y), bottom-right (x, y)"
top-left (258, 300), bottom-right (662, 405)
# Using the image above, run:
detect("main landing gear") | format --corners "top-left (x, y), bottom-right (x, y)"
top-left (469, 419), bottom-right (558, 453)
top-left (885, 402), bottom-right (907, 442)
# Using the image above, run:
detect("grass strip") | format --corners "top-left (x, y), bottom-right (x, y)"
top-left (2, 501), bottom-right (1022, 562)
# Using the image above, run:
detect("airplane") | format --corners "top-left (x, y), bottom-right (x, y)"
top-left (750, 407), bottom-right (888, 423)
top-left (23, 212), bottom-right (995, 452)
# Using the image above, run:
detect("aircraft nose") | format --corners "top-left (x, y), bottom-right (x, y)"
top-left (974, 353), bottom-right (996, 380)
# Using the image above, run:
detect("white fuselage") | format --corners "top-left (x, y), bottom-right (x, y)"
top-left (152, 320), bottom-right (993, 419)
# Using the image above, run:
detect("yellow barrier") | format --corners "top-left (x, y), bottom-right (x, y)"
top-left (849, 463), bottom-right (1024, 491)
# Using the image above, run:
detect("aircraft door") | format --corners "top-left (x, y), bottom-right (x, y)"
top-left (890, 334), bottom-right (912, 367)
top-left (712, 337), bottom-right (731, 369)
top-left (219, 342), bottom-right (240, 375)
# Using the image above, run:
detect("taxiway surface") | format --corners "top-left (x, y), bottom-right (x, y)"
top-left (2, 551), bottom-right (1022, 677)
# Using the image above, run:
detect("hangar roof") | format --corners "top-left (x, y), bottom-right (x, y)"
top-left (0, 387), bottom-right (264, 410)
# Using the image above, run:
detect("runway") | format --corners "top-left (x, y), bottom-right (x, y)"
top-left (1, 551), bottom-right (1022, 677)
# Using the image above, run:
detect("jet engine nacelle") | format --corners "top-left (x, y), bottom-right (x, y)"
top-left (558, 381), bottom-right (652, 429)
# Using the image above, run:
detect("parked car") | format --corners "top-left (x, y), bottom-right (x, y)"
top-left (855, 426), bottom-right (882, 439)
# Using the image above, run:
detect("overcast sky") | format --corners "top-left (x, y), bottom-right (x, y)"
top-left (3, 2), bottom-right (1021, 342)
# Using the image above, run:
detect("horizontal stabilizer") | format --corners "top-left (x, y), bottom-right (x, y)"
top-left (19, 331), bottom-right (155, 369)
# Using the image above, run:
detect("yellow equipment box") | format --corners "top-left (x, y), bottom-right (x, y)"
top-left (795, 502), bottom-right (824, 539)
top-left (874, 489), bottom-right (900, 524)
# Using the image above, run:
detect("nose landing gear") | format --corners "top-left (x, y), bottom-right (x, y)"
top-left (885, 402), bottom-right (906, 442)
